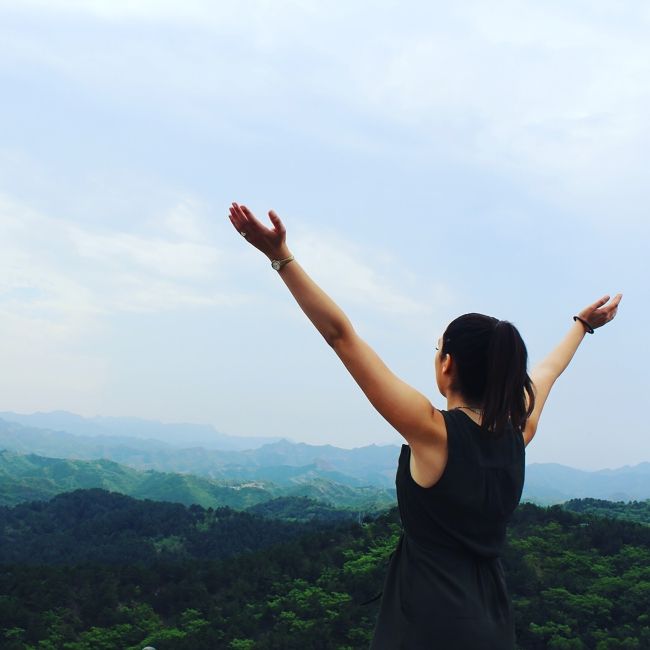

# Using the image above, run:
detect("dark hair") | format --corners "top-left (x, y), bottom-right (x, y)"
top-left (441, 313), bottom-right (534, 434)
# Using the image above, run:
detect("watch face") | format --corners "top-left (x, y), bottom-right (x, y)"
top-left (272, 260), bottom-right (281, 270)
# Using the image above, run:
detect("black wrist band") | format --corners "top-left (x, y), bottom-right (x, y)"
top-left (573, 316), bottom-right (594, 334)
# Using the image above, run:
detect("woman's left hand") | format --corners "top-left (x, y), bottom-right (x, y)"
top-left (577, 293), bottom-right (623, 331)
top-left (228, 202), bottom-right (290, 260)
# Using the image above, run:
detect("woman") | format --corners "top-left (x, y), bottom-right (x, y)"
top-left (227, 202), bottom-right (622, 649)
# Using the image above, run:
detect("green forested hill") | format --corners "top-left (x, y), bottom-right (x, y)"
top-left (1, 492), bottom-right (649, 649)
top-left (0, 450), bottom-right (274, 509)
top-left (0, 489), bottom-right (345, 565)
top-left (0, 450), bottom-right (395, 512)
top-left (245, 495), bottom-right (361, 522)
top-left (562, 497), bottom-right (650, 525)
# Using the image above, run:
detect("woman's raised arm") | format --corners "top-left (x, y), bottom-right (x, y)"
top-left (523, 293), bottom-right (623, 446)
top-left (228, 202), bottom-right (351, 344)
top-left (228, 203), bottom-right (441, 446)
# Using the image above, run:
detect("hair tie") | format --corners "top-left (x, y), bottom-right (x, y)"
top-left (573, 316), bottom-right (594, 334)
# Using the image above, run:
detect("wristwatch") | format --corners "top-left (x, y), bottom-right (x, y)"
top-left (271, 255), bottom-right (295, 271)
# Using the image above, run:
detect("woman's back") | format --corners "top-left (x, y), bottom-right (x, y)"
top-left (371, 408), bottom-right (525, 649)
top-left (402, 408), bottom-right (525, 557)
top-left (226, 205), bottom-right (622, 648)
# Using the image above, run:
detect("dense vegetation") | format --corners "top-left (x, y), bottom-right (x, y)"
top-left (246, 496), bottom-right (361, 522)
top-left (505, 503), bottom-right (650, 648)
top-left (0, 490), bottom-right (342, 564)
top-left (562, 498), bottom-right (650, 525)
top-left (1, 491), bottom-right (649, 649)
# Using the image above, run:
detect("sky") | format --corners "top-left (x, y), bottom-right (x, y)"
top-left (0, 0), bottom-right (647, 470)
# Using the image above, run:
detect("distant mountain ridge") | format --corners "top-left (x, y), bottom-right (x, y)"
top-left (0, 410), bottom-right (284, 451)
top-left (523, 461), bottom-right (650, 504)
top-left (0, 417), bottom-right (400, 487)
top-left (1, 414), bottom-right (649, 505)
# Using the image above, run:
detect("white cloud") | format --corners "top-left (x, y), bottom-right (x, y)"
top-left (69, 227), bottom-right (218, 281)
top-left (0, 192), bottom-right (243, 321)
top-left (335, 2), bottom-right (650, 222)
top-left (162, 200), bottom-right (207, 242)
top-left (0, 0), bottom-right (232, 21)
top-left (0, 196), bottom-right (98, 325)
top-left (3, 0), bottom-right (648, 226)
top-left (291, 223), bottom-right (451, 319)
top-left (1, 190), bottom-right (443, 327)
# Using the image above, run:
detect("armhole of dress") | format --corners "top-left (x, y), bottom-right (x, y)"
top-left (406, 410), bottom-right (453, 491)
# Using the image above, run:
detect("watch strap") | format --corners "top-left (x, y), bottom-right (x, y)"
top-left (271, 255), bottom-right (295, 270)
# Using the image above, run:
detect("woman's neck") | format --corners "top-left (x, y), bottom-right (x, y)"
top-left (446, 391), bottom-right (481, 411)
top-left (446, 392), bottom-right (483, 424)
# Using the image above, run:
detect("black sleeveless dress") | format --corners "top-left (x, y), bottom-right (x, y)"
top-left (370, 408), bottom-right (525, 649)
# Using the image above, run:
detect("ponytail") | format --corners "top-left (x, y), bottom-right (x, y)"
top-left (442, 314), bottom-right (535, 435)
top-left (481, 321), bottom-right (535, 434)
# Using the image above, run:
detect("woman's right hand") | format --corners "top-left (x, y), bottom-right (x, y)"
top-left (577, 294), bottom-right (623, 330)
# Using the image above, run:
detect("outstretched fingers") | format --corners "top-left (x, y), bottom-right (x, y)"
top-left (268, 210), bottom-right (286, 236)
top-left (233, 203), bottom-right (251, 226)
top-left (228, 203), bottom-right (287, 254)
top-left (589, 295), bottom-right (611, 311)
top-left (229, 203), bottom-right (247, 232)
top-left (239, 204), bottom-right (273, 235)
top-left (604, 293), bottom-right (623, 319)
top-left (584, 292), bottom-right (623, 328)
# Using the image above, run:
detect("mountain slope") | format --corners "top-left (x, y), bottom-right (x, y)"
top-left (0, 417), bottom-right (400, 487)
top-left (3, 417), bottom-right (650, 504)
top-left (522, 461), bottom-right (650, 504)
top-left (0, 450), bottom-right (396, 511)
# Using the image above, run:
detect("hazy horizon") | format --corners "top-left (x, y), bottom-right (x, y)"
top-left (2, 408), bottom-right (648, 472)
top-left (1, 1), bottom-right (648, 472)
